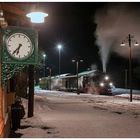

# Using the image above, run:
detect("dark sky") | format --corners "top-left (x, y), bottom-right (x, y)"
top-left (36, 2), bottom-right (133, 77)
top-left (37, 2), bottom-right (104, 76)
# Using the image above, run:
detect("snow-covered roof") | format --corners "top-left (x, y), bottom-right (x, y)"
top-left (59, 73), bottom-right (71, 77)
top-left (78, 70), bottom-right (97, 76)
top-left (60, 70), bottom-right (99, 79)
top-left (61, 75), bottom-right (77, 79)
top-left (41, 70), bottom-right (100, 80)
top-left (51, 73), bottom-right (71, 79)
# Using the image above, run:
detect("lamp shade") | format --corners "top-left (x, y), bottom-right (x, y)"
top-left (26, 12), bottom-right (48, 23)
top-left (120, 42), bottom-right (126, 47)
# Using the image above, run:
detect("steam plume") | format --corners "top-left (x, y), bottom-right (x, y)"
top-left (95, 3), bottom-right (140, 72)
top-left (90, 64), bottom-right (97, 70)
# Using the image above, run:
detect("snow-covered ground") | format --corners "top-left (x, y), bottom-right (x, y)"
top-left (10, 87), bottom-right (140, 138)
top-left (35, 86), bottom-right (140, 100)
top-left (111, 88), bottom-right (140, 101)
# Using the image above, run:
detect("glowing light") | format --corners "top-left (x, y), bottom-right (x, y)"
top-left (134, 42), bottom-right (139, 46)
top-left (26, 12), bottom-right (48, 23)
top-left (72, 59), bottom-right (75, 62)
top-left (120, 42), bottom-right (126, 46)
top-left (100, 82), bottom-right (104, 87)
top-left (105, 76), bottom-right (109, 80)
top-left (109, 82), bottom-right (113, 86)
top-left (57, 44), bottom-right (62, 50)
top-left (43, 54), bottom-right (46, 58)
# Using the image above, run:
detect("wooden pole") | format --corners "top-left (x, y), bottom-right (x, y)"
top-left (50, 68), bottom-right (51, 90)
top-left (128, 34), bottom-right (132, 102)
top-left (125, 69), bottom-right (128, 89)
top-left (28, 65), bottom-right (34, 117)
top-left (76, 61), bottom-right (79, 95)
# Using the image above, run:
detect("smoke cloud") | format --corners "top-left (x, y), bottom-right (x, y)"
top-left (90, 64), bottom-right (97, 70)
top-left (95, 3), bottom-right (140, 72)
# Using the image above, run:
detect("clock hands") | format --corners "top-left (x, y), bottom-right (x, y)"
top-left (12, 44), bottom-right (22, 55)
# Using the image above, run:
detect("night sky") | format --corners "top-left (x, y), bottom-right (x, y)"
top-left (36, 2), bottom-right (140, 87)
top-left (37, 2), bottom-right (104, 76)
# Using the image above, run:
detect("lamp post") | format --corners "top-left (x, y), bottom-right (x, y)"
top-left (57, 44), bottom-right (62, 77)
top-left (43, 54), bottom-right (46, 77)
top-left (72, 59), bottom-right (83, 95)
top-left (121, 34), bottom-right (139, 102)
top-left (26, 9), bottom-right (48, 117)
top-left (47, 67), bottom-right (52, 90)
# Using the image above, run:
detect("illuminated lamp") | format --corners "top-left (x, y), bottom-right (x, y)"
top-left (100, 82), bottom-right (104, 87)
top-left (26, 12), bottom-right (48, 23)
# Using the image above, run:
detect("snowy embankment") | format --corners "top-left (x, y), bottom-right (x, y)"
top-left (35, 86), bottom-right (140, 100)
top-left (112, 88), bottom-right (140, 100)
top-left (34, 87), bottom-right (140, 115)
top-left (34, 87), bottom-right (140, 116)
top-left (11, 87), bottom-right (140, 138)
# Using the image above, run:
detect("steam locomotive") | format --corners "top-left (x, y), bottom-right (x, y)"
top-left (39, 70), bottom-right (115, 95)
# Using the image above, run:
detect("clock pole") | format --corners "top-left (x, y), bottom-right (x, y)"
top-left (2, 26), bottom-right (38, 119)
top-left (28, 65), bottom-right (34, 117)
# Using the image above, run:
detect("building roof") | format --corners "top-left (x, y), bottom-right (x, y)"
top-left (78, 70), bottom-right (97, 76)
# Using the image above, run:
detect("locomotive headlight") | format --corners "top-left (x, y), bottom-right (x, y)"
top-left (105, 76), bottom-right (109, 80)
top-left (100, 82), bottom-right (104, 87)
top-left (109, 82), bottom-right (113, 86)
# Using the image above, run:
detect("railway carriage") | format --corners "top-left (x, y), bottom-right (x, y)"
top-left (39, 70), bottom-right (115, 95)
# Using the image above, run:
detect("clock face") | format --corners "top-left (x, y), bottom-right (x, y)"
top-left (6, 32), bottom-right (33, 60)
